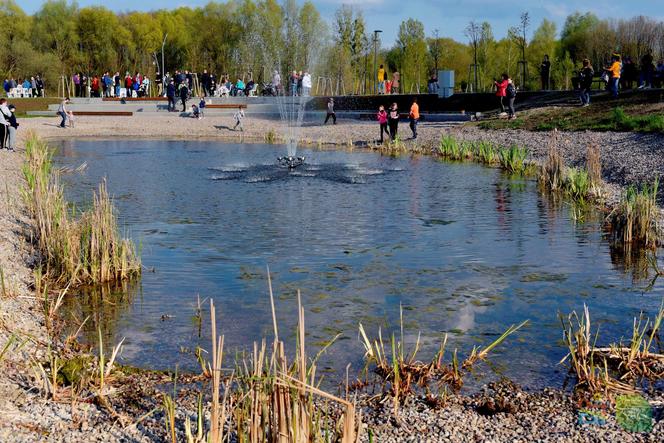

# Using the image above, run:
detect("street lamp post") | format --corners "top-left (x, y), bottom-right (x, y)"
top-left (373, 30), bottom-right (382, 95)
top-left (161, 33), bottom-right (168, 77)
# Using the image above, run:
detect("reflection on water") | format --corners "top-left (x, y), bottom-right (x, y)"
top-left (53, 140), bottom-right (663, 390)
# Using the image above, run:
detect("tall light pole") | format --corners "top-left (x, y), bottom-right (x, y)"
top-left (373, 30), bottom-right (382, 95)
top-left (161, 33), bottom-right (168, 76)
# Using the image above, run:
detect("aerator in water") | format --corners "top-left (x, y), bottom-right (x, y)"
top-left (277, 156), bottom-right (306, 169)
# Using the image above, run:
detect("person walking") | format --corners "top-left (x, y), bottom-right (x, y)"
top-left (179, 82), bottom-right (189, 112)
top-left (494, 73), bottom-right (509, 115)
top-left (506, 77), bottom-right (517, 119)
top-left (124, 72), bottom-right (133, 97)
top-left (540, 55), bottom-right (551, 90)
top-left (324, 98), bottom-right (336, 124)
top-left (377, 105), bottom-right (388, 143)
top-left (290, 71), bottom-right (299, 96)
top-left (638, 52), bottom-right (654, 89)
top-left (409, 98), bottom-right (420, 139)
top-left (36, 75), bottom-right (44, 97)
top-left (579, 59), bottom-right (594, 107)
top-left (302, 71), bottom-right (312, 97)
top-left (6, 104), bottom-right (18, 151)
top-left (166, 80), bottom-right (176, 112)
top-left (606, 54), bottom-right (621, 98)
top-left (377, 64), bottom-right (386, 94)
top-left (387, 102), bottom-right (399, 141)
top-left (391, 71), bottom-right (400, 94)
top-left (233, 106), bottom-right (245, 131)
top-left (273, 70), bottom-right (282, 95)
top-left (198, 96), bottom-right (206, 119)
top-left (0, 99), bottom-right (11, 149)
top-left (57, 97), bottom-right (70, 128)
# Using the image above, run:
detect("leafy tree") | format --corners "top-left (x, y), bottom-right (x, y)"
top-left (31, 0), bottom-right (79, 69)
top-left (397, 18), bottom-right (427, 92)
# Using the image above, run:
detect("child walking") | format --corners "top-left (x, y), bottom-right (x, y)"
top-left (198, 96), bottom-right (206, 118)
top-left (388, 103), bottom-right (399, 141)
top-left (233, 106), bottom-right (245, 131)
top-left (377, 105), bottom-right (388, 144)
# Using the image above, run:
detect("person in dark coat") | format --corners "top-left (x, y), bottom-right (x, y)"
top-left (166, 80), bottom-right (176, 112)
top-left (540, 55), bottom-right (551, 90)
top-left (179, 82), bottom-right (189, 112)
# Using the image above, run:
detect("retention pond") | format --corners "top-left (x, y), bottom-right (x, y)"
top-left (53, 139), bottom-right (663, 390)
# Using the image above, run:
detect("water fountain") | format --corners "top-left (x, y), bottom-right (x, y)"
top-left (277, 155), bottom-right (306, 169)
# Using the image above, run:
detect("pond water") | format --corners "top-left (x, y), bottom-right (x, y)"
top-left (53, 139), bottom-right (663, 390)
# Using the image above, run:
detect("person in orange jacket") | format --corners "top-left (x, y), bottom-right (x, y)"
top-left (409, 98), bottom-right (420, 139)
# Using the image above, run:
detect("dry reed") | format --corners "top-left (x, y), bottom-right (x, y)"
top-left (22, 134), bottom-right (141, 287)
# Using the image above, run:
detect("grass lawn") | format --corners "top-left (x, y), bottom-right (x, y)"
top-left (7, 97), bottom-right (60, 117)
top-left (475, 97), bottom-right (664, 133)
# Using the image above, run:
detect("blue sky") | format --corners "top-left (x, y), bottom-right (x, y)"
top-left (19, 0), bottom-right (664, 46)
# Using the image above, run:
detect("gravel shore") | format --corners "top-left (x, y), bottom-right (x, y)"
top-left (0, 115), bottom-right (662, 441)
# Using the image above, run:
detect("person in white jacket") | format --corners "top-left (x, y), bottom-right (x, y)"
top-left (0, 98), bottom-right (11, 150)
top-left (301, 72), bottom-right (312, 97)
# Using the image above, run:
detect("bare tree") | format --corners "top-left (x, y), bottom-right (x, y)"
top-left (465, 21), bottom-right (482, 92)
top-left (508, 12), bottom-right (530, 89)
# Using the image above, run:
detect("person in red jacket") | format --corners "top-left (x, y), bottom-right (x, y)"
top-left (494, 73), bottom-right (509, 115)
top-left (124, 72), bottom-right (133, 97)
top-left (377, 105), bottom-right (388, 144)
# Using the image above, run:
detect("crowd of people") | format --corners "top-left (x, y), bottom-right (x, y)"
top-left (3, 76), bottom-right (45, 97)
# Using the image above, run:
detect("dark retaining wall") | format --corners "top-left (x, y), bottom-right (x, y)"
top-left (305, 89), bottom-right (664, 114)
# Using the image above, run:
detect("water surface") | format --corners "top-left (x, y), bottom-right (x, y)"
top-left (54, 139), bottom-right (663, 389)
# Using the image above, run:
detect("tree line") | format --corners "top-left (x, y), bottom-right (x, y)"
top-left (1, 0), bottom-right (663, 94)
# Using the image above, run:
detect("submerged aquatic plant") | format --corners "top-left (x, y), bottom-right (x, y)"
top-left (22, 134), bottom-right (141, 286)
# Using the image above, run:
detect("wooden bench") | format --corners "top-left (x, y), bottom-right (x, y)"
top-left (205, 104), bottom-right (248, 109)
top-left (61, 111), bottom-right (133, 116)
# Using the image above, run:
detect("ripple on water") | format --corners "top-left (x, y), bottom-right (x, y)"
top-left (245, 176), bottom-right (272, 183)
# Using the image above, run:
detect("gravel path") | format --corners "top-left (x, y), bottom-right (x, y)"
top-left (0, 116), bottom-right (662, 441)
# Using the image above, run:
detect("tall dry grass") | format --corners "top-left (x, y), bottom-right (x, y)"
top-left (607, 178), bottom-right (659, 249)
top-left (180, 286), bottom-right (358, 442)
top-left (22, 134), bottom-right (141, 287)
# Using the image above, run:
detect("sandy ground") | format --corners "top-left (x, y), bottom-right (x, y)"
top-left (1, 115), bottom-right (663, 441)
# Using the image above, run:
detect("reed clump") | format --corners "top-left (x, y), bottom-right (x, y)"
top-left (539, 130), bottom-right (565, 192)
top-left (560, 304), bottom-right (664, 397)
top-left (22, 134), bottom-right (140, 287)
top-left (586, 142), bottom-right (603, 198)
top-left (263, 128), bottom-right (278, 144)
top-left (606, 179), bottom-right (659, 249)
top-left (498, 145), bottom-right (528, 174)
top-left (358, 306), bottom-right (527, 414)
top-left (169, 287), bottom-right (358, 442)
